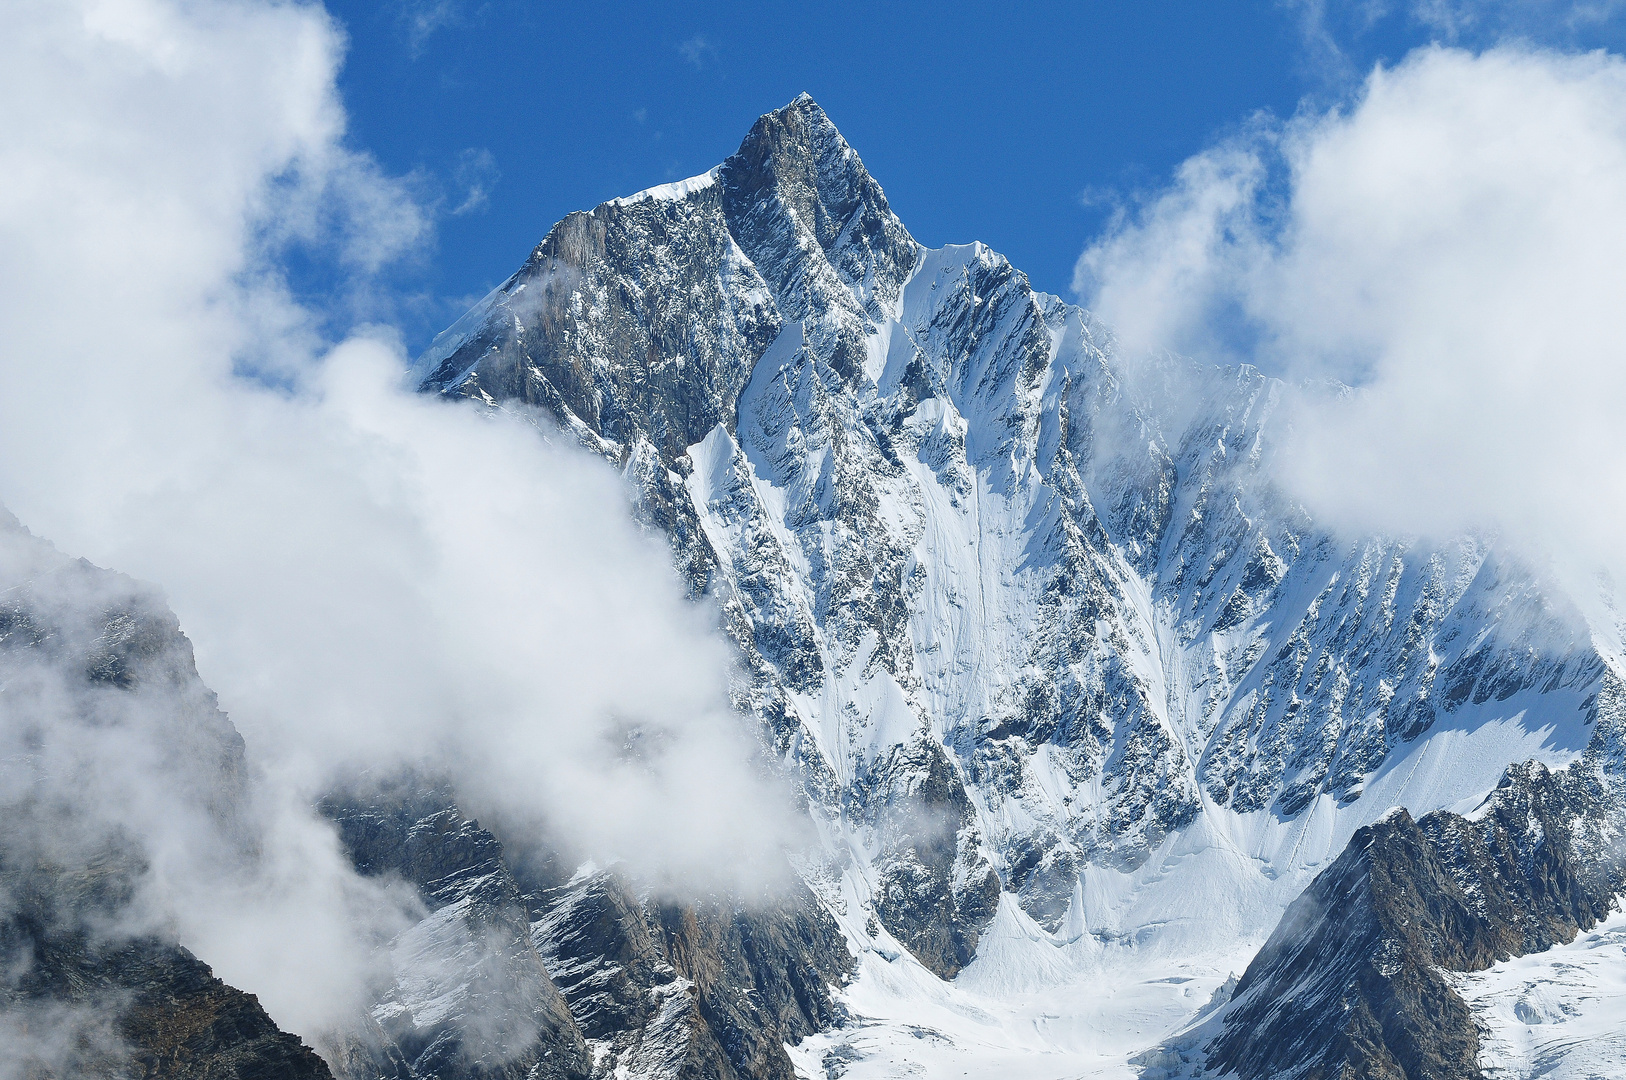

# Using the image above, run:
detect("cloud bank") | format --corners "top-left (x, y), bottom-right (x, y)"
top-left (0, 0), bottom-right (798, 1041)
top-left (1077, 44), bottom-right (1626, 595)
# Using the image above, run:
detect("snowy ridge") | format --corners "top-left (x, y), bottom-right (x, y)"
top-left (410, 274), bottom-right (515, 387)
top-left (608, 166), bottom-right (722, 208)
top-left (416, 95), bottom-right (1626, 1078)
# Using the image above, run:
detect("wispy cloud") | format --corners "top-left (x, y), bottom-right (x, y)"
top-left (1408, 0), bottom-right (1626, 37)
top-left (1280, 0), bottom-right (1626, 78)
top-left (678, 33), bottom-right (716, 69)
top-left (398, 0), bottom-right (465, 59)
top-left (450, 146), bottom-right (499, 215)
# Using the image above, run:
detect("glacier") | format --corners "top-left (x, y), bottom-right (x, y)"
top-left (1455, 906), bottom-right (1626, 1080)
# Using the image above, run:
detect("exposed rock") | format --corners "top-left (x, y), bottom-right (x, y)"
top-left (321, 781), bottom-right (590, 1080)
top-left (324, 780), bottom-right (852, 1080)
top-left (1207, 692), bottom-right (1626, 1080)
top-left (0, 879), bottom-right (332, 1080)
top-left (527, 866), bottom-right (852, 1080)
top-left (856, 733), bottom-right (1000, 978)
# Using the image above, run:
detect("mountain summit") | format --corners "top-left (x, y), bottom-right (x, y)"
top-left (419, 94), bottom-right (912, 450)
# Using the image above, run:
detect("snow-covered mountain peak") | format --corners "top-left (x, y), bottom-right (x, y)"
top-left (415, 95), bottom-right (1623, 1000)
top-left (717, 93), bottom-right (918, 320)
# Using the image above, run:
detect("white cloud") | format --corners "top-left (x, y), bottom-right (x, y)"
top-left (1078, 44), bottom-right (1626, 593)
top-left (0, 0), bottom-right (798, 1044)
top-left (1073, 132), bottom-right (1270, 363)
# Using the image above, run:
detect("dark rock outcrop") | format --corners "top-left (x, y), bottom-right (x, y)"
top-left (1207, 739), bottom-right (1626, 1080)
top-left (526, 866), bottom-right (852, 1080)
top-left (321, 781), bottom-right (590, 1080)
top-left (323, 781), bottom-right (853, 1080)
top-left (857, 735), bottom-right (1000, 978)
top-left (0, 878), bottom-right (332, 1080)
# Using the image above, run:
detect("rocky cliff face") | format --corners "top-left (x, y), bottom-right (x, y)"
top-left (1, 891), bottom-right (334, 1080)
top-left (0, 512), bottom-right (333, 1079)
top-left (416, 94), bottom-right (1624, 985)
top-left (321, 778), bottom-right (850, 1080)
top-left (319, 779), bottom-right (589, 1080)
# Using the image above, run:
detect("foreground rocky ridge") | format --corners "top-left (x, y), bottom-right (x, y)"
top-left (0, 512), bottom-right (333, 1079)
top-left (1140, 677), bottom-right (1626, 1080)
top-left (1217, 775), bottom-right (1621, 1079)
top-left (0, 887), bottom-right (333, 1080)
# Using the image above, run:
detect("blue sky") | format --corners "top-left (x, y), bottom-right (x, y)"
top-left (315, 1), bottom-right (1626, 353)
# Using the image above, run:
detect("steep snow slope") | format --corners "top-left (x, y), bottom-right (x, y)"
top-left (417, 95), bottom-right (1626, 1075)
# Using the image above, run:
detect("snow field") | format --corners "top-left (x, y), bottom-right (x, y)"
top-left (1453, 904), bottom-right (1626, 1080)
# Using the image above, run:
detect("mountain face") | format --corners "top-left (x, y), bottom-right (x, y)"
top-left (418, 87), bottom-right (1620, 946)
top-left (413, 95), bottom-right (1626, 1077)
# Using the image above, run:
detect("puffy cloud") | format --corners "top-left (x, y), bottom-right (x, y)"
top-left (1078, 44), bottom-right (1626, 601)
